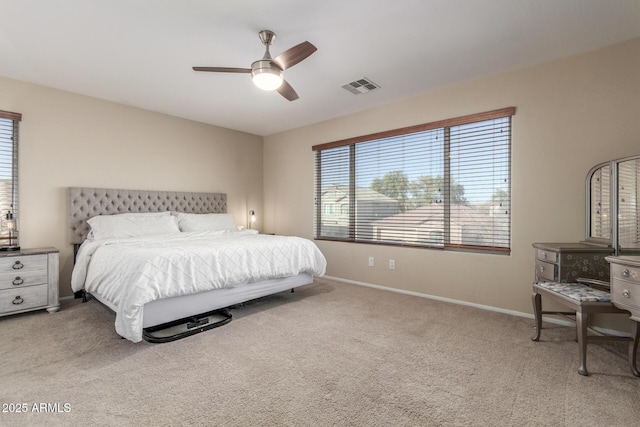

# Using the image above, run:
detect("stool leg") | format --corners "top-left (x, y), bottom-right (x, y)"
top-left (532, 291), bottom-right (542, 341)
top-left (630, 321), bottom-right (640, 377)
top-left (576, 309), bottom-right (589, 376)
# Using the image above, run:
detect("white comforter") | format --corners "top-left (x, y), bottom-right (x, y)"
top-left (71, 230), bottom-right (327, 342)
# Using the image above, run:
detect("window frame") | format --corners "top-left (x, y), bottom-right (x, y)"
top-left (0, 109), bottom-right (21, 245)
top-left (312, 107), bottom-right (515, 255)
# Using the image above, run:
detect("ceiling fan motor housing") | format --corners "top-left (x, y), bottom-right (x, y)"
top-left (251, 60), bottom-right (283, 90)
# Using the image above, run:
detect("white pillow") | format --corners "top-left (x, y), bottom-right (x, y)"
top-left (176, 213), bottom-right (237, 232)
top-left (87, 213), bottom-right (179, 240)
top-left (86, 211), bottom-right (172, 239)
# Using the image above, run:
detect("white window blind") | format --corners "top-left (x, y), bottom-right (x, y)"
top-left (313, 107), bottom-right (515, 254)
top-left (0, 110), bottom-right (21, 242)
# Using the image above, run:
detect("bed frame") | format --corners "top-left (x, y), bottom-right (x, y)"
top-left (68, 187), bottom-right (313, 342)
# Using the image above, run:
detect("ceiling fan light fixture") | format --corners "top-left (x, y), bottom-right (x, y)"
top-left (252, 71), bottom-right (283, 91)
top-left (251, 61), bottom-right (283, 91)
top-left (193, 30), bottom-right (316, 100)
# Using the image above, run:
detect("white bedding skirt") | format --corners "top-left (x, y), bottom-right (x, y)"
top-left (90, 272), bottom-right (313, 328)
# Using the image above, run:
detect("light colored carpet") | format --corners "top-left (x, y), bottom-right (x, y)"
top-left (1, 278), bottom-right (639, 426)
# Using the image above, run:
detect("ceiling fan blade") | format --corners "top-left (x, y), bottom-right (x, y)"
top-left (276, 80), bottom-right (299, 101)
top-left (192, 67), bottom-right (251, 73)
top-left (272, 41), bottom-right (317, 71)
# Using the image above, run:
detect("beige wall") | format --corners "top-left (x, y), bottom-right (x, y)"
top-left (0, 77), bottom-right (263, 297)
top-left (2, 37), bottom-right (639, 315)
top-left (263, 38), bottom-right (640, 317)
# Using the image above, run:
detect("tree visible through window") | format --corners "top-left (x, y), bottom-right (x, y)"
top-left (313, 107), bottom-right (515, 254)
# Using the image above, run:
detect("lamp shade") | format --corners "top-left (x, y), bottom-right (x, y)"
top-left (1, 210), bottom-right (19, 251)
top-left (248, 210), bottom-right (256, 229)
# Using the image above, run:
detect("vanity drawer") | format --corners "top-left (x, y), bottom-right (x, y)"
top-left (610, 263), bottom-right (640, 284)
top-left (537, 249), bottom-right (559, 263)
top-left (610, 278), bottom-right (640, 311)
top-left (535, 259), bottom-right (557, 282)
top-left (0, 284), bottom-right (48, 313)
top-left (0, 270), bottom-right (48, 290)
top-left (0, 254), bottom-right (47, 273)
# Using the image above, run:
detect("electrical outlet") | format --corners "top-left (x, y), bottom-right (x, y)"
top-left (389, 259), bottom-right (395, 269)
top-left (368, 256), bottom-right (374, 267)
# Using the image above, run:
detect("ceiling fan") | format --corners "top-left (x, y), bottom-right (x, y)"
top-left (193, 30), bottom-right (317, 101)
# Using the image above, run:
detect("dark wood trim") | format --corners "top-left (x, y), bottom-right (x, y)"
top-left (0, 109), bottom-right (22, 121)
top-left (311, 107), bottom-right (516, 151)
top-left (444, 243), bottom-right (511, 253)
top-left (314, 237), bottom-right (510, 254)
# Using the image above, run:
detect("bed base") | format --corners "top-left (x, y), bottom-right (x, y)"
top-left (76, 289), bottom-right (87, 302)
top-left (79, 286), bottom-right (294, 342)
top-left (142, 308), bottom-right (232, 343)
top-left (77, 289), bottom-right (234, 343)
top-left (81, 273), bottom-right (313, 342)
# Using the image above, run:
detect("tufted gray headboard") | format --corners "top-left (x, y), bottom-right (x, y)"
top-left (68, 187), bottom-right (227, 244)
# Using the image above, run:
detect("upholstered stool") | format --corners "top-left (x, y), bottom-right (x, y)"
top-left (532, 281), bottom-right (630, 376)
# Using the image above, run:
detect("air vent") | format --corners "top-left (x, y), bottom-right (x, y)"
top-left (341, 77), bottom-right (380, 95)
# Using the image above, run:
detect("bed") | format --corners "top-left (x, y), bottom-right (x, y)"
top-left (68, 187), bottom-right (327, 343)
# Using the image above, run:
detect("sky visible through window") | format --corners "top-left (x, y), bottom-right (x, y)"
top-left (0, 118), bottom-right (14, 180)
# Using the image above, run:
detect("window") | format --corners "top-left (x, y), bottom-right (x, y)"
top-left (313, 107), bottom-right (515, 254)
top-left (0, 110), bottom-right (21, 247)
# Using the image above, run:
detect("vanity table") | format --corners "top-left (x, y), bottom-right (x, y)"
top-left (532, 153), bottom-right (640, 376)
top-left (531, 242), bottom-right (627, 376)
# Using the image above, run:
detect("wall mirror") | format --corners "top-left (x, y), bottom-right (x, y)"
top-left (0, 110), bottom-right (21, 250)
top-left (586, 153), bottom-right (640, 255)
top-left (587, 162), bottom-right (611, 243)
top-left (617, 157), bottom-right (640, 253)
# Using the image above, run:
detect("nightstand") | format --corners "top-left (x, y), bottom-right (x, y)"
top-left (0, 247), bottom-right (59, 317)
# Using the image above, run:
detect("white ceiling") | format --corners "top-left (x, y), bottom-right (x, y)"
top-left (1, 0), bottom-right (639, 136)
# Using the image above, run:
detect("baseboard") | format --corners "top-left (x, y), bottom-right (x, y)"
top-left (322, 275), bottom-right (631, 337)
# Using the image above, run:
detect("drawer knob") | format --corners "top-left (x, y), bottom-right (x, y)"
top-left (12, 261), bottom-right (24, 270)
top-left (539, 265), bottom-right (545, 272)
top-left (12, 296), bottom-right (24, 305)
top-left (541, 252), bottom-right (547, 260)
top-left (622, 268), bottom-right (630, 278)
top-left (623, 289), bottom-right (631, 298)
top-left (12, 277), bottom-right (24, 286)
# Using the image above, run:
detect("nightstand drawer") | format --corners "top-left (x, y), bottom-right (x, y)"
top-left (0, 254), bottom-right (47, 273)
top-left (535, 259), bottom-right (557, 282)
top-left (0, 270), bottom-right (48, 290)
top-left (611, 278), bottom-right (640, 310)
top-left (0, 284), bottom-right (48, 313)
